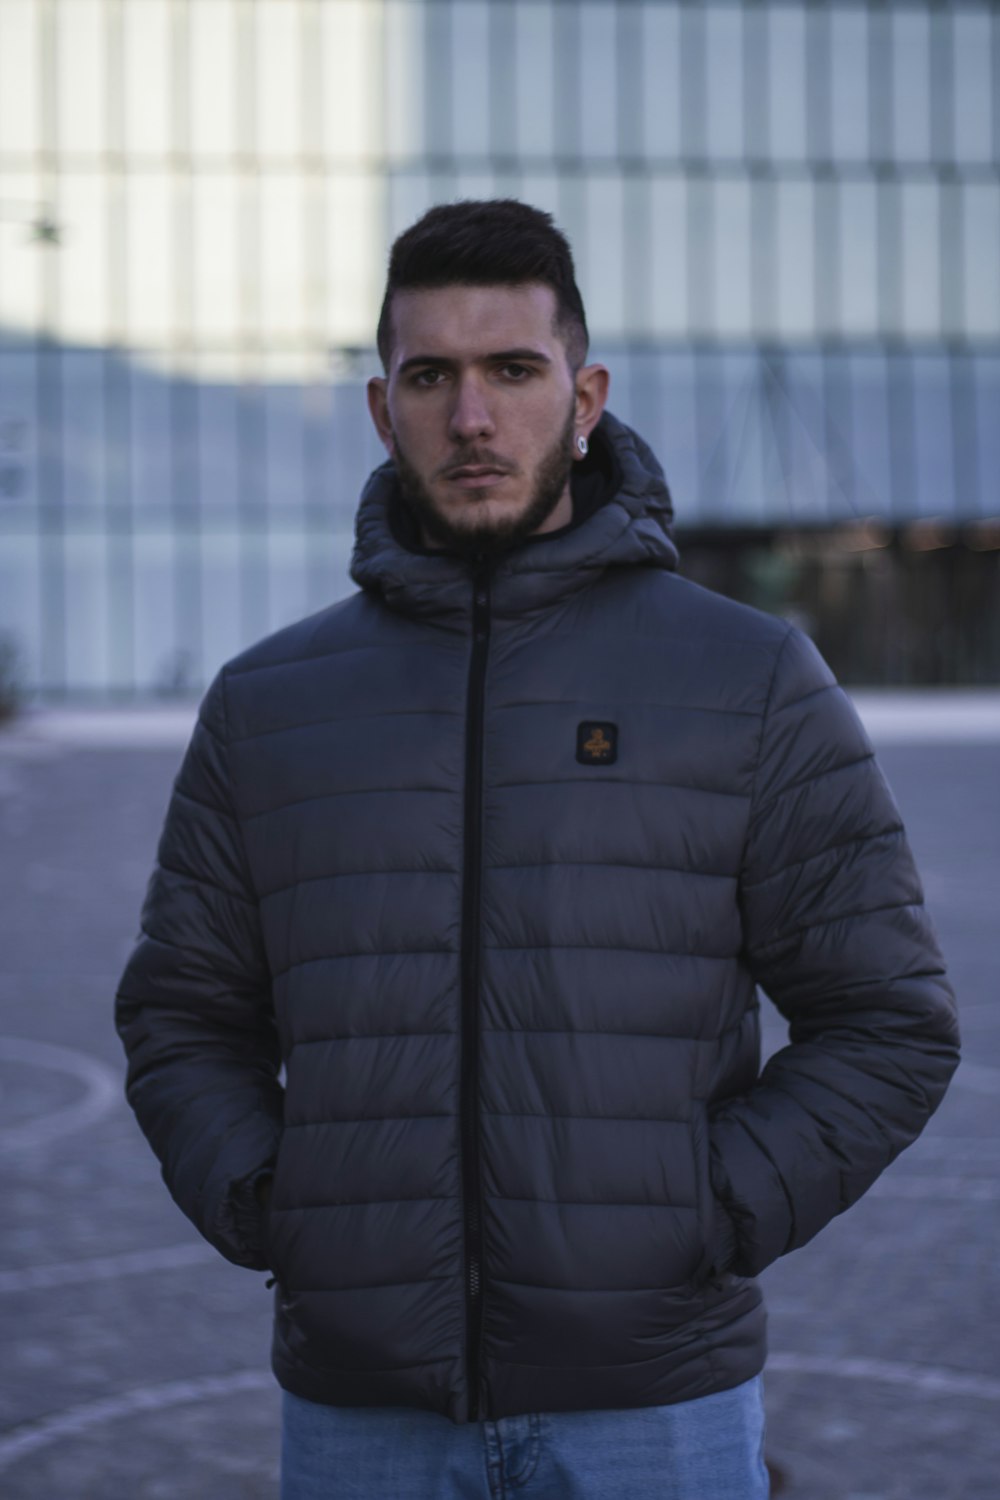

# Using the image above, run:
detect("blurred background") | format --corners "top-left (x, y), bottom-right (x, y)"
top-left (1, 0), bottom-right (998, 706)
top-left (1, 4), bottom-right (998, 1500)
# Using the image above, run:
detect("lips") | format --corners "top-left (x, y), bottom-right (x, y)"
top-left (445, 466), bottom-right (509, 488)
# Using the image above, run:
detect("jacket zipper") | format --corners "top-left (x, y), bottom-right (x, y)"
top-left (460, 553), bottom-right (491, 1422)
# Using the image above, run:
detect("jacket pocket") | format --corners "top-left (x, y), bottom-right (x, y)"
top-left (687, 1101), bottom-right (729, 1289)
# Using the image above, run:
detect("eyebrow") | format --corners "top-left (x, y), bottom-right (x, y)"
top-left (396, 348), bottom-right (553, 375)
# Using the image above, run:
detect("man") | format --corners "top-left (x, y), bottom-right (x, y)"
top-left (116, 200), bottom-right (960, 1499)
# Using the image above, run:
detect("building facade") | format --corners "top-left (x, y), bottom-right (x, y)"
top-left (1, 0), bottom-right (998, 696)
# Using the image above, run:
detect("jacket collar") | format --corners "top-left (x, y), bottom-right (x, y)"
top-left (349, 410), bottom-right (679, 625)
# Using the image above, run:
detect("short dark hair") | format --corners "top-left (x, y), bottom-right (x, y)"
top-left (376, 199), bottom-right (589, 373)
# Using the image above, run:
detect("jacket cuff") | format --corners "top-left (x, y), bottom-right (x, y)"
top-left (222, 1165), bottom-right (275, 1270)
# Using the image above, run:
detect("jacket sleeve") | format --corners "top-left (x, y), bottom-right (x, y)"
top-left (708, 626), bottom-right (960, 1279)
top-left (114, 668), bottom-right (283, 1271)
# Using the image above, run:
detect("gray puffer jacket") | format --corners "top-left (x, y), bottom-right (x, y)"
top-left (115, 411), bottom-right (959, 1424)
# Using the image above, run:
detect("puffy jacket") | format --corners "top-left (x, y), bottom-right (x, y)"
top-left (115, 410), bottom-right (960, 1424)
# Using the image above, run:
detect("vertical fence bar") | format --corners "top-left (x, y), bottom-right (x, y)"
top-left (36, 0), bottom-right (67, 694)
top-left (552, 0), bottom-right (581, 196)
top-left (171, 0), bottom-right (201, 691)
top-left (302, 0), bottom-right (332, 614)
top-left (104, 0), bottom-right (134, 696)
top-left (682, 5), bottom-right (711, 339)
top-left (489, 0), bottom-right (517, 183)
top-left (808, 3), bottom-right (838, 340)
top-left (618, 2), bottom-right (648, 346)
top-left (747, 5), bottom-right (772, 348)
top-left (235, 0), bottom-right (268, 648)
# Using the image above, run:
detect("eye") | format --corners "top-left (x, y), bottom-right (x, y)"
top-left (412, 368), bottom-right (446, 387)
top-left (499, 363), bottom-right (532, 380)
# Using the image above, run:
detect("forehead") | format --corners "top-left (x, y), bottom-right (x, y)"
top-left (388, 283), bottom-right (562, 368)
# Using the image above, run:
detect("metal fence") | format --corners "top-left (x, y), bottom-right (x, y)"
top-left (1, 0), bottom-right (998, 696)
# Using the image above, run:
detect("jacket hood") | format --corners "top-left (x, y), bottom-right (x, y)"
top-left (349, 409), bottom-right (679, 624)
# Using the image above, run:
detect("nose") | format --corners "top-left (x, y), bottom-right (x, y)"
top-left (447, 374), bottom-right (496, 444)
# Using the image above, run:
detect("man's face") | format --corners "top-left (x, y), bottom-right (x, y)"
top-left (367, 283), bottom-right (607, 555)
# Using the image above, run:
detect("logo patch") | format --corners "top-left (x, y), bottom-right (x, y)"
top-left (576, 721), bottom-right (618, 766)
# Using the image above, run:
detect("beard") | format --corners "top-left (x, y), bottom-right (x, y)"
top-left (392, 398), bottom-right (577, 558)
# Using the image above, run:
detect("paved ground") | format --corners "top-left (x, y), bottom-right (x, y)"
top-left (0, 700), bottom-right (997, 1499)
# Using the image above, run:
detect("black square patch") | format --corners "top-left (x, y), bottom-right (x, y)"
top-left (576, 721), bottom-right (618, 766)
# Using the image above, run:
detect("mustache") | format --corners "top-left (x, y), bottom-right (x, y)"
top-left (438, 450), bottom-right (518, 478)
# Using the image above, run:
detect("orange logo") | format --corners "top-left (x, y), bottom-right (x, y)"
top-left (577, 721), bottom-right (618, 765)
top-left (583, 728), bottom-right (612, 758)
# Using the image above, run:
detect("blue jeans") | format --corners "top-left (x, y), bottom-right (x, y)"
top-left (280, 1376), bottom-right (769, 1499)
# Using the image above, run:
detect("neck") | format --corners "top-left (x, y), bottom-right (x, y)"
top-left (532, 484), bottom-right (574, 535)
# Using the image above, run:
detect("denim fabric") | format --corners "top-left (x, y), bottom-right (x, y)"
top-left (280, 1376), bottom-right (769, 1499)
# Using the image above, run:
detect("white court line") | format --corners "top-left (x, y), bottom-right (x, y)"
top-left (0, 1371), bottom-right (273, 1471)
top-left (0, 1241), bottom-right (216, 1295)
top-left (0, 708), bottom-right (196, 751)
top-left (0, 1037), bottom-right (119, 1153)
top-left (1, 1355), bottom-right (999, 1471)
top-left (849, 692), bottom-right (1000, 743)
top-left (767, 1353), bottom-right (1000, 1403)
top-left (901, 1136), bottom-right (1000, 1161)
top-left (867, 1175), bottom-right (1000, 1202)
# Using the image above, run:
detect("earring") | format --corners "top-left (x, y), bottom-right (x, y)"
top-left (576, 434), bottom-right (588, 457)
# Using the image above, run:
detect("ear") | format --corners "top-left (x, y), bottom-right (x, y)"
top-left (367, 376), bottom-right (394, 455)
top-left (573, 363), bottom-right (610, 449)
